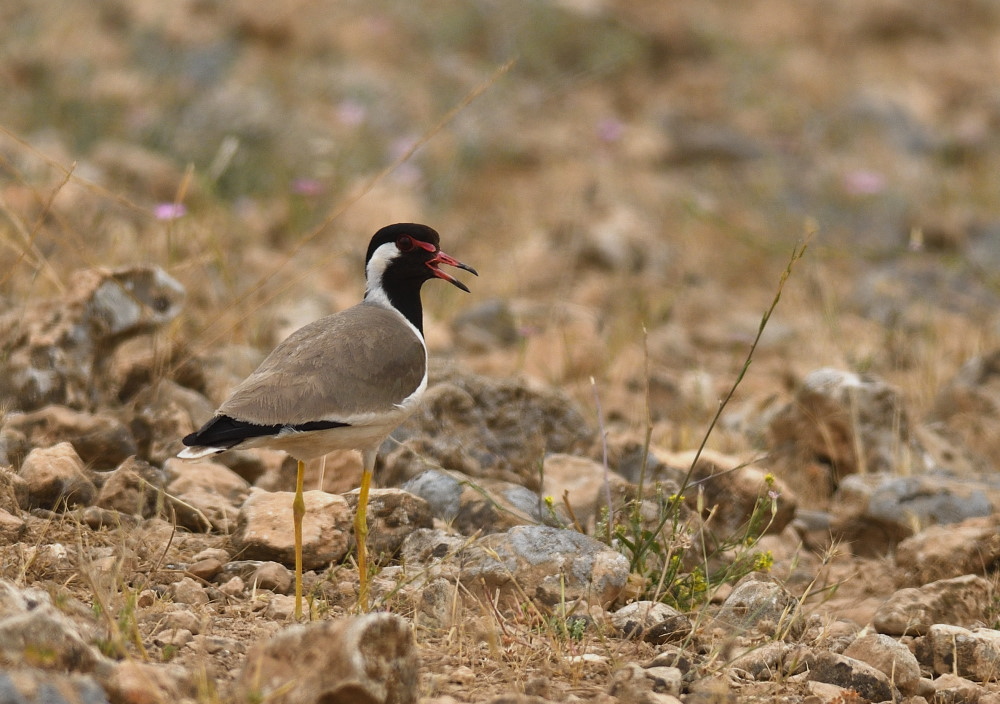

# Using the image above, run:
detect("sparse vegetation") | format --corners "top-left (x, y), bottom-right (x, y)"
top-left (3, 0), bottom-right (1000, 701)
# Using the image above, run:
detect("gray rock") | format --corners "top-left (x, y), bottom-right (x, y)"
top-left (727, 642), bottom-right (810, 680)
top-left (460, 525), bottom-right (629, 608)
top-left (451, 299), bottom-right (520, 351)
top-left (609, 662), bottom-right (682, 703)
top-left (250, 562), bottom-right (293, 595)
top-left (895, 515), bottom-right (1000, 585)
top-left (381, 366), bottom-right (593, 491)
top-left (843, 632), bottom-right (921, 694)
top-left (102, 661), bottom-right (196, 704)
top-left (94, 456), bottom-right (164, 518)
top-left (399, 528), bottom-right (467, 566)
top-left (401, 470), bottom-right (463, 522)
top-left (402, 469), bottom-right (561, 535)
top-left (804, 650), bottom-right (896, 703)
top-left (5, 406), bottom-right (137, 469)
top-left (0, 266), bottom-right (184, 412)
top-left (917, 625), bottom-right (1000, 682)
top-left (233, 488), bottom-right (351, 569)
top-left (0, 584), bottom-right (100, 672)
top-left (831, 473), bottom-right (994, 556)
top-left (766, 368), bottom-right (924, 505)
top-left (0, 669), bottom-right (109, 704)
top-left (18, 442), bottom-right (96, 510)
top-left (714, 575), bottom-right (802, 638)
top-left (611, 601), bottom-right (692, 644)
top-left (874, 574), bottom-right (992, 636)
top-left (164, 457), bottom-right (250, 532)
top-left (238, 613), bottom-right (418, 704)
top-left (927, 672), bottom-right (988, 704)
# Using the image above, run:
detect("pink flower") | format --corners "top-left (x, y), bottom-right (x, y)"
top-left (842, 169), bottom-right (887, 196)
top-left (336, 99), bottom-right (368, 127)
top-left (154, 203), bottom-right (187, 220)
top-left (291, 178), bottom-right (324, 196)
top-left (597, 118), bottom-right (625, 143)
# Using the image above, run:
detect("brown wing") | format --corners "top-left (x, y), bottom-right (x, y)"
top-left (217, 302), bottom-right (425, 425)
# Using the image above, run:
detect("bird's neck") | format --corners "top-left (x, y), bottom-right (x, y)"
top-left (365, 279), bottom-right (424, 335)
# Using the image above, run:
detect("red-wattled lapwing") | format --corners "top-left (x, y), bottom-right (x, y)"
top-left (179, 223), bottom-right (476, 617)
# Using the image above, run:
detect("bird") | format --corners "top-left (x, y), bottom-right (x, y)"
top-left (178, 223), bottom-right (476, 617)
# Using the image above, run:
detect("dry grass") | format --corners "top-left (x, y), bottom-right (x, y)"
top-left (4, 0), bottom-right (1000, 700)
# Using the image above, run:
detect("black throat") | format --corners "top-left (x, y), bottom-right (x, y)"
top-left (370, 276), bottom-right (425, 335)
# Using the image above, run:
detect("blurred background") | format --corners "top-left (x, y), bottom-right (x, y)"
top-left (3, 0), bottom-right (1000, 450)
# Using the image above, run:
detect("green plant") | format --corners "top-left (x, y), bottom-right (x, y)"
top-left (601, 233), bottom-right (811, 610)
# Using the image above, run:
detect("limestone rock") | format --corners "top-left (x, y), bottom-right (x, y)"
top-left (402, 469), bottom-right (562, 535)
top-left (831, 473), bottom-right (995, 556)
top-left (842, 632), bottom-right (921, 695)
top-left (927, 673), bottom-right (988, 703)
top-left (18, 442), bottom-right (96, 510)
top-left (0, 508), bottom-right (25, 542)
top-left (102, 660), bottom-right (196, 704)
top-left (609, 662), bottom-right (682, 703)
top-left (541, 453), bottom-right (615, 531)
top-left (611, 601), bottom-right (692, 644)
top-left (728, 642), bottom-right (810, 680)
top-left (250, 562), bottom-right (293, 594)
top-left (459, 525), bottom-right (629, 608)
top-left (128, 379), bottom-right (217, 467)
top-left (238, 613), bottom-right (418, 704)
top-left (164, 457), bottom-right (249, 532)
top-left (0, 266), bottom-right (184, 412)
top-left (0, 581), bottom-right (100, 672)
top-left (5, 406), bottom-right (137, 469)
top-left (95, 456), bottom-right (165, 518)
top-left (233, 488), bottom-right (351, 569)
top-left (662, 449), bottom-right (796, 535)
top-left (895, 515), bottom-right (1000, 585)
top-left (0, 466), bottom-right (29, 512)
top-left (874, 574), bottom-right (992, 636)
top-left (713, 575), bottom-right (802, 638)
top-left (0, 668), bottom-right (109, 704)
top-left (766, 368), bottom-right (924, 505)
top-left (917, 625), bottom-right (1000, 682)
top-left (400, 528), bottom-right (467, 566)
top-left (804, 650), bottom-right (896, 703)
top-left (381, 366), bottom-right (593, 491)
top-left (929, 349), bottom-right (1000, 471)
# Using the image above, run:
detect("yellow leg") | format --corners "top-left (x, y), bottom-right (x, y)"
top-left (355, 449), bottom-right (376, 610)
top-left (293, 459), bottom-right (305, 620)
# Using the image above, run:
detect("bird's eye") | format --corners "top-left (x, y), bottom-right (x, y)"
top-left (396, 235), bottom-right (415, 252)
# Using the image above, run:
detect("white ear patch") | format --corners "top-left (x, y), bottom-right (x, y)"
top-left (365, 241), bottom-right (403, 283)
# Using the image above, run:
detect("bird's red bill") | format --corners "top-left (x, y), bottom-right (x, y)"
top-left (427, 250), bottom-right (478, 292)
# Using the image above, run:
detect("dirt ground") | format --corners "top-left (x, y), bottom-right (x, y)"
top-left (3, 1), bottom-right (1000, 701)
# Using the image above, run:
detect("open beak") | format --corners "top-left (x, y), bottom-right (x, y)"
top-left (427, 251), bottom-right (478, 293)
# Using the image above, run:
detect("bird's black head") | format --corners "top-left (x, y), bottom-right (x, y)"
top-left (363, 223), bottom-right (477, 332)
top-left (365, 223), bottom-right (477, 293)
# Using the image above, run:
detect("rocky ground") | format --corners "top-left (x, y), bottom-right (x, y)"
top-left (3, 1), bottom-right (1000, 703)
